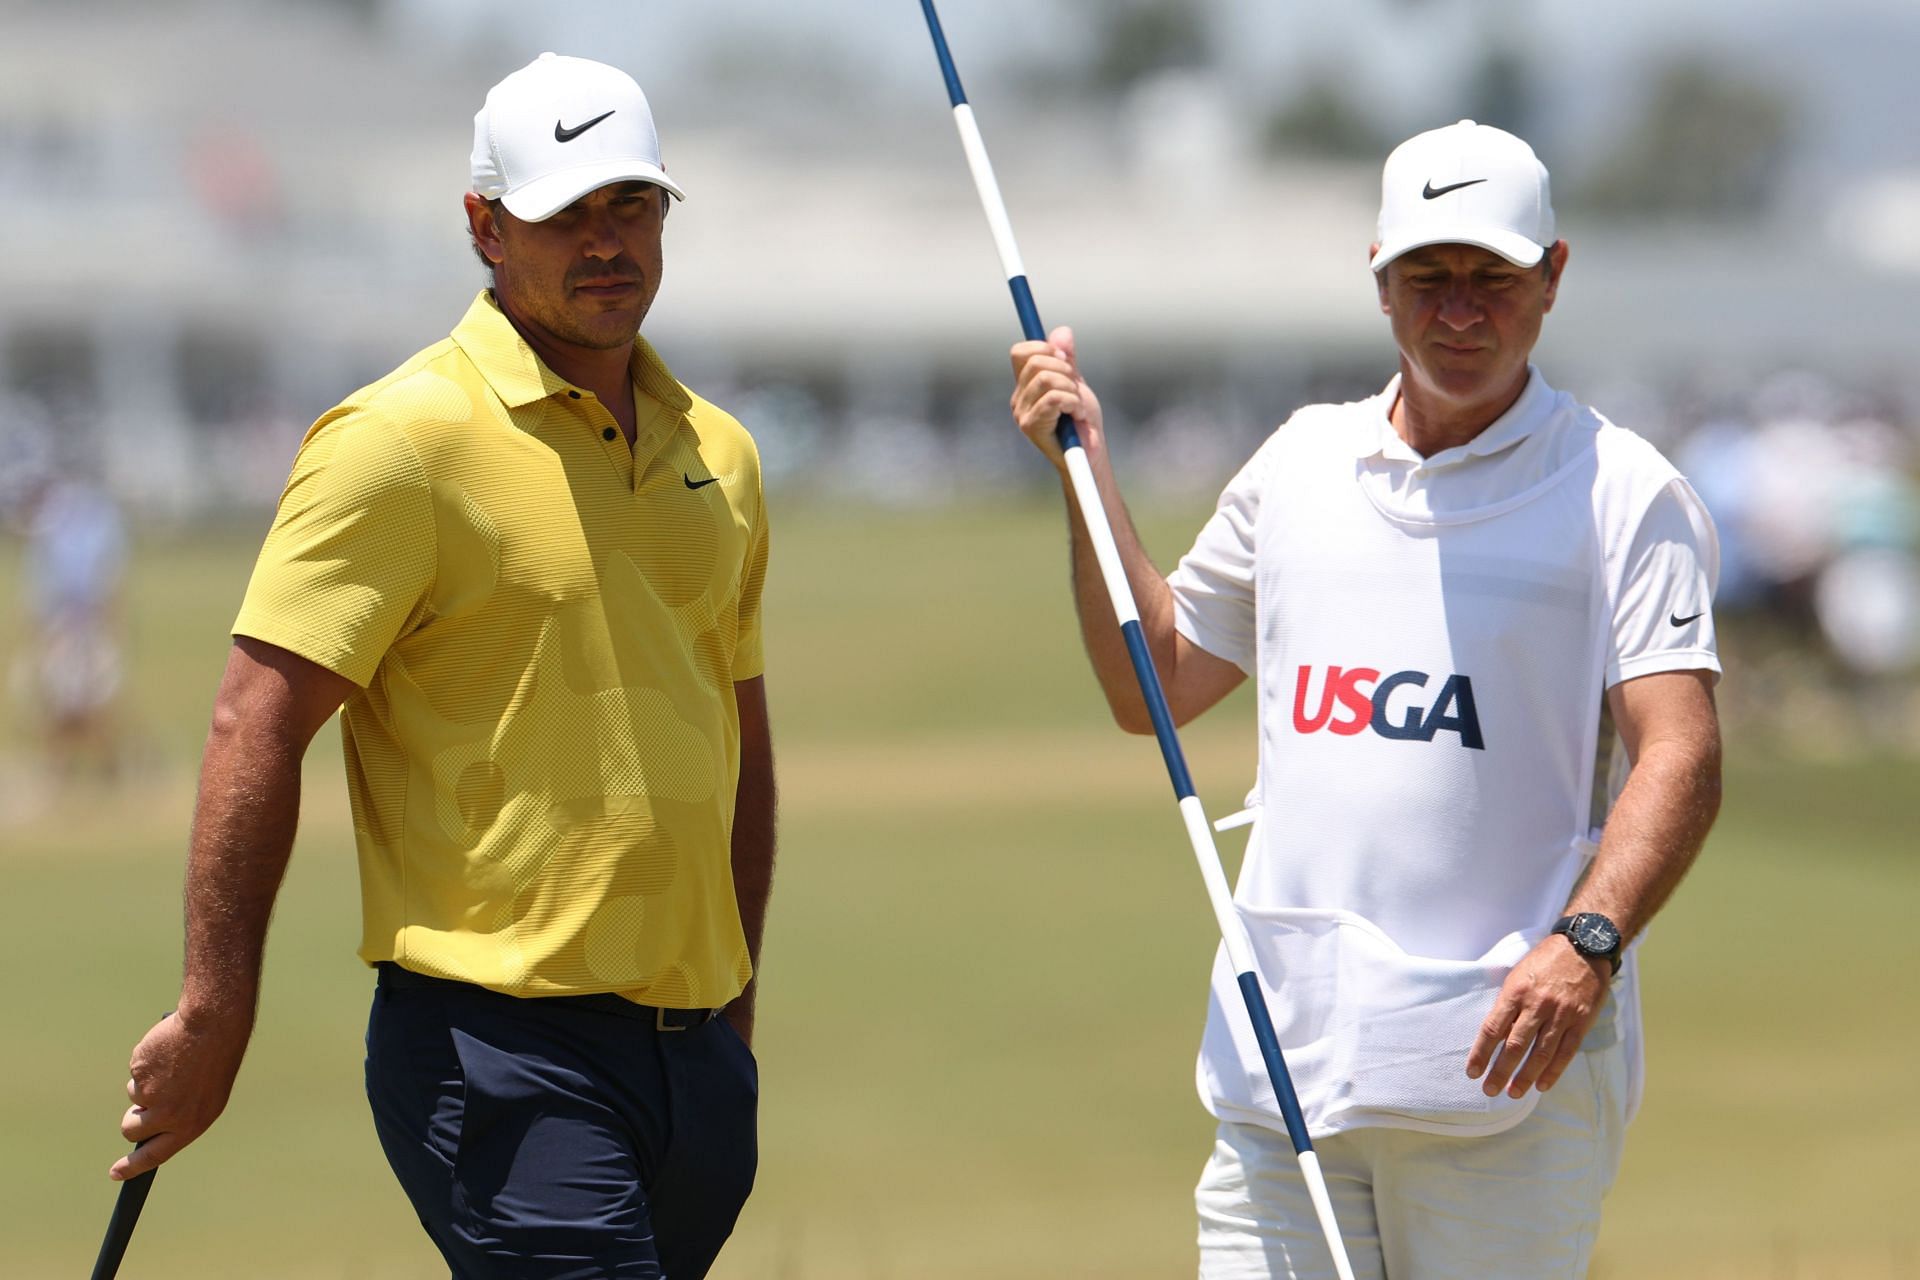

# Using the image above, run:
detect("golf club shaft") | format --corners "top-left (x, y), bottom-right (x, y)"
top-left (916, 4), bottom-right (1354, 1276)
top-left (90, 1166), bottom-right (156, 1280)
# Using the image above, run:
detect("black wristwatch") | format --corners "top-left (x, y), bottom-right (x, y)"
top-left (1551, 912), bottom-right (1623, 974)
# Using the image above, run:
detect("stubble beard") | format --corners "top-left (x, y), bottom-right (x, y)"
top-left (540, 287), bottom-right (652, 353)
top-left (498, 258), bottom-right (660, 355)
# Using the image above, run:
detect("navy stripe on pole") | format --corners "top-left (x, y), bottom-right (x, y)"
top-left (1120, 621), bottom-right (1195, 800)
top-left (1238, 972), bottom-right (1312, 1153)
top-left (920, 0), bottom-right (968, 106)
top-left (1007, 275), bottom-right (1044, 342)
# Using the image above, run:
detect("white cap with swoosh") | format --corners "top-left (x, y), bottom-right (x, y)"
top-left (470, 52), bottom-right (686, 222)
top-left (1370, 120), bottom-right (1553, 271)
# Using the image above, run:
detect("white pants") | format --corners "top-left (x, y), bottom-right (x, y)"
top-left (1196, 1034), bottom-right (1629, 1280)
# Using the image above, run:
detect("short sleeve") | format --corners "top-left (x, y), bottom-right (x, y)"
top-left (731, 477), bottom-right (770, 682)
top-left (1608, 477), bottom-right (1722, 688)
top-left (231, 411), bottom-right (437, 687)
top-left (1166, 439), bottom-right (1274, 674)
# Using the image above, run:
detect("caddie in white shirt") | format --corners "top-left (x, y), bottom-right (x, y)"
top-left (1009, 121), bottom-right (1724, 1279)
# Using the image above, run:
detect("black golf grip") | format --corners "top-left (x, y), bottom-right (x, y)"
top-left (89, 1166), bottom-right (156, 1280)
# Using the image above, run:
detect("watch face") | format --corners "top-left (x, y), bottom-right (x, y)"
top-left (1572, 914), bottom-right (1620, 955)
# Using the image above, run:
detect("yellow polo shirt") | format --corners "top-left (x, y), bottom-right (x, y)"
top-left (234, 291), bottom-right (768, 1006)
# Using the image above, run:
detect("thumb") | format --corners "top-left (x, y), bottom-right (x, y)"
top-left (111, 1136), bottom-right (173, 1181)
top-left (1049, 324), bottom-right (1077, 367)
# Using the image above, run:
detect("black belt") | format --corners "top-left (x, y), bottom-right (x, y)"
top-left (374, 962), bottom-right (720, 1031)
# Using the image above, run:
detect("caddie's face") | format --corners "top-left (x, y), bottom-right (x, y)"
top-left (469, 181), bottom-right (668, 353)
top-left (1375, 241), bottom-right (1567, 414)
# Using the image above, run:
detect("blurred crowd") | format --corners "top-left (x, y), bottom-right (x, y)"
top-left (1669, 371), bottom-right (1920, 749)
top-left (3, 361), bottom-right (1917, 779)
top-left (717, 362), bottom-right (1920, 754)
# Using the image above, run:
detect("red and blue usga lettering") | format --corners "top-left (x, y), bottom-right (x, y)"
top-left (1291, 665), bottom-right (1485, 750)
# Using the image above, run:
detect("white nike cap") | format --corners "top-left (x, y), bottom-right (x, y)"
top-left (470, 52), bottom-right (685, 222)
top-left (1370, 120), bottom-right (1553, 272)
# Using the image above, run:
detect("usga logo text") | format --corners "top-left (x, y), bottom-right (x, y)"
top-left (1291, 665), bottom-right (1485, 749)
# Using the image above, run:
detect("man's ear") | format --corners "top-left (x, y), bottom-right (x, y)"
top-left (1542, 239), bottom-right (1570, 312)
top-left (1370, 243), bottom-right (1390, 314)
top-left (465, 192), bottom-right (506, 266)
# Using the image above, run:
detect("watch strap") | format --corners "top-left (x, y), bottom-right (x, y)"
top-left (1551, 912), bottom-right (1623, 975)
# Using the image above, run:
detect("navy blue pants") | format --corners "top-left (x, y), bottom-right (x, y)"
top-left (365, 965), bottom-right (758, 1279)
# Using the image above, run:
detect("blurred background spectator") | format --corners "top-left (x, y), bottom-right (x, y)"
top-left (14, 468), bottom-right (128, 780)
top-left (2, 394), bottom-right (129, 787)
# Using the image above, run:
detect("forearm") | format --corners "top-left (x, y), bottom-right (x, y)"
top-left (112, 638), bottom-right (349, 1178)
top-left (729, 780), bottom-right (775, 1004)
top-left (728, 682), bottom-right (777, 1027)
top-left (1569, 733), bottom-right (1722, 943)
top-left (176, 712), bottom-right (305, 1030)
top-left (1470, 730), bottom-right (1719, 1098)
top-left (1057, 448), bottom-right (1179, 733)
top-left (1011, 328), bottom-right (1219, 731)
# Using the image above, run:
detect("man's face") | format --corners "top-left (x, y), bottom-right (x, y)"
top-left (1374, 240), bottom-right (1567, 414)
top-left (468, 181), bottom-right (668, 353)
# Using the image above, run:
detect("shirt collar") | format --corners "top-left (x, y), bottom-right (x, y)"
top-left (449, 290), bottom-right (693, 416)
top-left (1360, 365), bottom-right (1554, 469)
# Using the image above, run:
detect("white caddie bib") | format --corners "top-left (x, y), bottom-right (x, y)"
top-left (1172, 370), bottom-right (1718, 1139)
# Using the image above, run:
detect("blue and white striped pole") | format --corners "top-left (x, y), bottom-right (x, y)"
top-left (918, 4), bottom-right (1356, 1275)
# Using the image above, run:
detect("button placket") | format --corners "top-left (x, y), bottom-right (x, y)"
top-left (562, 389), bottom-right (634, 487)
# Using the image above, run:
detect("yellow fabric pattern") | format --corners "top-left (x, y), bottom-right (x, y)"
top-left (234, 291), bottom-right (768, 1006)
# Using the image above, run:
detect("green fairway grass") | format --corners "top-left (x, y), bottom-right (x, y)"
top-left (3, 504), bottom-right (1914, 1278)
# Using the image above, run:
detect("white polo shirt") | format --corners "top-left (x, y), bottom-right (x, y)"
top-left (1168, 367), bottom-right (1719, 1138)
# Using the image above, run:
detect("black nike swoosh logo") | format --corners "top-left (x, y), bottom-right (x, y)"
top-left (684, 474), bottom-right (721, 490)
top-left (554, 110), bottom-right (616, 143)
top-left (1670, 611), bottom-right (1705, 627)
top-left (1422, 178), bottom-right (1487, 200)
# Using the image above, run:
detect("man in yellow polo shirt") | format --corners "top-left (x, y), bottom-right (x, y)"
top-left (110, 54), bottom-right (775, 1278)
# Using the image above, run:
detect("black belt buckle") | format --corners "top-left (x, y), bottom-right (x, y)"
top-left (654, 1006), bottom-right (712, 1032)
